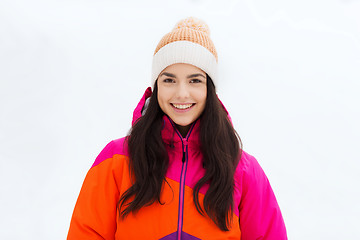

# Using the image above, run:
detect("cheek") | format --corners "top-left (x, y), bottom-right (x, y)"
top-left (195, 88), bottom-right (207, 105)
top-left (157, 86), bottom-right (171, 110)
top-left (157, 93), bottom-right (164, 112)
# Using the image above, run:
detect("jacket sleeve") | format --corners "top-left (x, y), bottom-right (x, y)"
top-left (238, 154), bottom-right (287, 240)
top-left (67, 141), bottom-right (120, 240)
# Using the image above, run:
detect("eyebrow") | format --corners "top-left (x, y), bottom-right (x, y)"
top-left (160, 72), bottom-right (206, 79)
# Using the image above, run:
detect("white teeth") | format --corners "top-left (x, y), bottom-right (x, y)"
top-left (172, 103), bottom-right (193, 109)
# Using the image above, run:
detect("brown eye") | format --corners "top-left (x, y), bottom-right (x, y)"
top-left (190, 79), bottom-right (201, 83)
top-left (163, 78), bottom-right (175, 83)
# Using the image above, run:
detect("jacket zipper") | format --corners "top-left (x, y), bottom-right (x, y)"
top-left (177, 138), bottom-right (188, 240)
top-left (167, 117), bottom-right (196, 240)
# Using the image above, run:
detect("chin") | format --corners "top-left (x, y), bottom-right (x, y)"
top-left (173, 119), bottom-right (195, 127)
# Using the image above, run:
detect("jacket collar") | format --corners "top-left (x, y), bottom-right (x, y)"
top-left (131, 87), bottom-right (153, 126)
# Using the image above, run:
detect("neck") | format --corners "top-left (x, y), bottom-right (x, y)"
top-left (176, 124), bottom-right (191, 138)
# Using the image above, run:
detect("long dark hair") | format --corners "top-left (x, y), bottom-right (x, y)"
top-left (117, 75), bottom-right (242, 231)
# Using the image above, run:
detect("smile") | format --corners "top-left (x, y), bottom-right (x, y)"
top-left (171, 103), bottom-right (194, 110)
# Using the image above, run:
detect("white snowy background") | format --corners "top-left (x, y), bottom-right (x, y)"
top-left (1, 0), bottom-right (359, 239)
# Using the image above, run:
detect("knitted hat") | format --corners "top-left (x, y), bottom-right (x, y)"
top-left (151, 17), bottom-right (218, 87)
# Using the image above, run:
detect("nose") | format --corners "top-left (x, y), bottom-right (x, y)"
top-left (176, 82), bottom-right (190, 100)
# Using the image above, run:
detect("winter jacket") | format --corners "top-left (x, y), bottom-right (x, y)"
top-left (67, 87), bottom-right (287, 240)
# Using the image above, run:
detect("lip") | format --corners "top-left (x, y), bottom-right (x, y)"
top-left (171, 103), bottom-right (195, 113)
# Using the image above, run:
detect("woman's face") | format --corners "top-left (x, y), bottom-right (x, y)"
top-left (157, 63), bottom-right (207, 131)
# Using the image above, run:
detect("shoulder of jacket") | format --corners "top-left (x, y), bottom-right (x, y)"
top-left (234, 149), bottom-right (267, 183)
top-left (234, 149), bottom-right (270, 195)
top-left (90, 137), bottom-right (129, 168)
top-left (236, 150), bottom-right (258, 172)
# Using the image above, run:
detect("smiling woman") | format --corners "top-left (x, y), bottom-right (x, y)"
top-left (157, 63), bottom-right (207, 137)
top-left (67, 17), bottom-right (288, 240)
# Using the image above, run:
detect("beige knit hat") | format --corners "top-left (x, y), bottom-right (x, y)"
top-left (151, 17), bottom-right (218, 87)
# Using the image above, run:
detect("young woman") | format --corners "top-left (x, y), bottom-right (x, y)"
top-left (67, 17), bottom-right (287, 240)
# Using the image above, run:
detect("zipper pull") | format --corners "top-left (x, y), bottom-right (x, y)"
top-left (182, 138), bottom-right (188, 148)
top-left (182, 139), bottom-right (188, 162)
